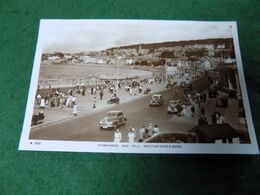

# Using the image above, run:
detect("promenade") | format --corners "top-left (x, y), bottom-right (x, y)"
top-left (32, 81), bottom-right (167, 127)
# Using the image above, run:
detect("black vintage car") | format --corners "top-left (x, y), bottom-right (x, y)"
top-left (144, 88), bottom-right (151, 94)
top-left (31, 111), bottom-right (45, 126)
top-left (107, 97), bottom-right (120, 104)
top-left (208, 88), bottom-right (219, 98)
top-left (216, 96), bottom-right (228, 107)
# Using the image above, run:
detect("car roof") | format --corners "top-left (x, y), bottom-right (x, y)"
top-left (170, 99), bottom-right (180, 102)
top-left (152, 94), bottom-right (162, 97)
top-left (107, 110), bottom-right (123, 113)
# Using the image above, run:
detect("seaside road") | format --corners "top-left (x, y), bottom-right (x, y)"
top-left (29, 88), bottom-right (196, 142)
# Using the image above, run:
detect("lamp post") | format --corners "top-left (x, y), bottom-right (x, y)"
top-left (164, 59), bottom-right (168, 84)
top-left (116, 56), bottom-right (122, 97)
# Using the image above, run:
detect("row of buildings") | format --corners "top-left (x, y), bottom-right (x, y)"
top-left (41, 38), bottom-right (236, 70)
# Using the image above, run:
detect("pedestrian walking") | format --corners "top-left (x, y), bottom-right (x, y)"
top-left (138, 85), bottom-right (143, 93)
top-left (191, 105), bottom-right (195, 117)
top-left (72, 95), bottom-right (76, 104)
top-left (45, 98), bottom-right (49, 106)
top-left (65, 96), bottom-right (70, 107)
top-left (36, 94), bottom-right (41, 105)
top-left (203, 93), bottom-right (207, 103)
top-left (200, 107), bottom-right (205, 116)
top-left (217, 113), bottom-right (225, 124)
top-left (72, 102), bottom-right (78, 116)
top-left (82, 86), bottom-right (86, 96)
top-left (181, 105), bottom-right (187, 117)
top-left (40, 98), bottom-right (45, 109)
top-left (153, 125), bottom-right (160, 135)
top-left (129, 88), bottom-right (133, 96)
top-left (147, 123), bottom-right (154, 137)
top-left (211, 112), bottom-right (217, 124)
top-left (110, 86), bottom-right (114, 94)
top-left (114, 129), bottom-right (122, 143)
top-left (174, 90), bottom-right (178, 98)
top-left (128, 129), bottom-right (136, 143)
top-left (139, 126), bottom-right (146, 142)
top-left (219, 113), bottom-right (225, 124)
top-left (99, 90), bottom-right (104, 100)
top-left (92, 96), bottom-right (96, 109)
top-left (59, 97), bottom-right (64, 108)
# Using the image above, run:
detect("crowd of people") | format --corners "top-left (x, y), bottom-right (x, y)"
top-left (164, 75), bottom-right (227, 127)
top-left (35, 76), bottom-right (165, 116)
top-left (183, 88), bottom-right (226, 126)
top-left (168, 90), bottom-right (208, 119)
top-left (35, 69), bottom-right (229, 140)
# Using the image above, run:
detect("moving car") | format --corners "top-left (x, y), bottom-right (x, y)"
top-left (107, 96), bottom-right (120, 104)
top-left (99, 110), bottom-right (126, 129)
top-left (167, 99), bottom-right (182, 114)
top-left (149, 94), bottom-right (164, 106)
top-left (144, 88), bottom-right (151, 94)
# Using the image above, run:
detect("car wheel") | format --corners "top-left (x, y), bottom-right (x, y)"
top-left (114, 122), bottom-right (118, 129)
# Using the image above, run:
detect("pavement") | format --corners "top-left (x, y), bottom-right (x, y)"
top-left (32, 81), bottom-right (168, 128)
top-left (161, 83), bottom-right (247, 132)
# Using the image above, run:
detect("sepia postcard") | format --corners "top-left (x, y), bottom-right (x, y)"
top-left (19, 19), bottom-right (259, 154)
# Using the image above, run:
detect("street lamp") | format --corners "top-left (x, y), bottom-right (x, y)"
top-left (116, 56), bottom-right (122, 97)
top-left (165, 61), bottom-right (167, 83)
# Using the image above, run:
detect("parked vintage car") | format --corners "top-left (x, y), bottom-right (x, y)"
top-left (208, 88), bottom-right (219, 98)
top-left (180, 81), bottom-right (191, 88)
top-left (99, 110), bottom-right (126, 129)
top-left (166, 81), bottom-right (177, 88)
top-left (166, 82), bottom-right (172, 88)
top-left (219, 87), bottom-right (237, 98)
top-left (149, 94), bottom-right (164, 106)
top-left (216, 96), bottom-right (228, 107)
top-left (167, 99), bottom-right (182, 114)
top-left (31, 111), bottom-right (45, 126)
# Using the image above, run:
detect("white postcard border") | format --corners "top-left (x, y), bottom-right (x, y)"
top-left (19, 19), bottom-right (259, 154)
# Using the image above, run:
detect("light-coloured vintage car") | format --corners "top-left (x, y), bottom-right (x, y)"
top-left (99, 110), bottom-right (126, 129)
top-left (167, 99), bottom-right (181, 114)
top-left (149, 94), bottom-right (164, 106)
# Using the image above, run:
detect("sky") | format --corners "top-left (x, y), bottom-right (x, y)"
top-left (41, 20), bottom-right (234, 53)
